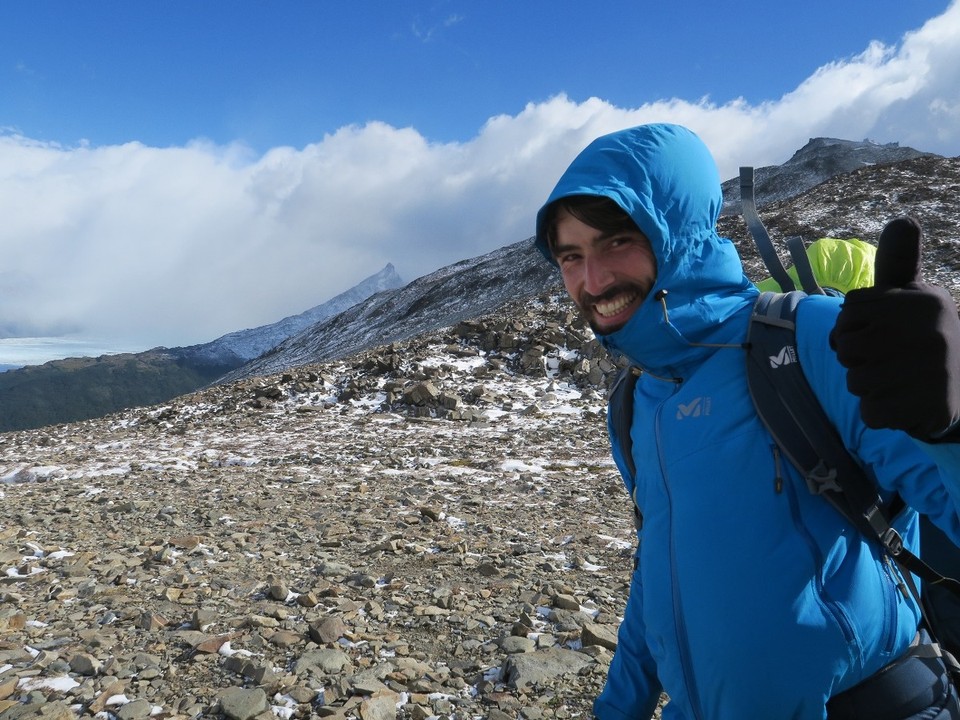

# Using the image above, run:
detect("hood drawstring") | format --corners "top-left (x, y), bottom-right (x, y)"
top-left (655, 289), bottom-right (750, 352)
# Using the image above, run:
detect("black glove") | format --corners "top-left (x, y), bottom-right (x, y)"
top-left (829, 216), bottom-right (960, 442)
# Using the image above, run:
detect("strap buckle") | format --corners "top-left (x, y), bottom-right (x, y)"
top-left (805, 461), bottom-right (842, 495)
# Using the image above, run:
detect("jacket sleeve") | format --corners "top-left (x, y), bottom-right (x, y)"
top-left (594, 549), bottom-right (663, 720)
top-left (797, 297), bottom-right (960, 544)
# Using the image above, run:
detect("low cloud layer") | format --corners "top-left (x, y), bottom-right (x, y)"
top-left (2, 1), bottom-right (958, 349)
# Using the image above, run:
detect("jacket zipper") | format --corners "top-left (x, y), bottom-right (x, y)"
top-left (655, 401), bottom-right (706, 720)
top-left (772, 445), bottom-right (784, 494)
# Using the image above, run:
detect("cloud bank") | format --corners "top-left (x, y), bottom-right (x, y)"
top-left (1, 1), bottom-right (958, 349)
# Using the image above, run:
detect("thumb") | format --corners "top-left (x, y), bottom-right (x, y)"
top-left (874, 216), bottom-right (923, 289)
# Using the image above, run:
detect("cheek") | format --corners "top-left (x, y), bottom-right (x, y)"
top-left (560, 268), bottom-right (583, 303)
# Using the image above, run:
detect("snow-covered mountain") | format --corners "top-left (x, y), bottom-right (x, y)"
top-left (219, 238), bottom-right (559, 382)
top-left (171, 262), bottom-right (405, 367)
top-left (720, 137), bottom-right (936, 214)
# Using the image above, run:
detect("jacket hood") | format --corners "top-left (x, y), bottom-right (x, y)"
top-left (535, 123), bottom-right (757, 379)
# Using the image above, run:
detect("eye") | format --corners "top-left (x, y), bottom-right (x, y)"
top-left (608, 233), bottom-right (636, 248)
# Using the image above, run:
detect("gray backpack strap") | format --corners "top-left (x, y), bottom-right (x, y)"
top-left (747, 291), bottom-right (889, 533)
top-left (608, 365), bottom-right (643, 530)
top-left (785, 236), bottom-right (826, 296)
top-left (740, 166), bottom-right (796, 292)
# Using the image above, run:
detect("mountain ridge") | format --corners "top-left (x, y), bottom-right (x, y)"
top-left (221, 139), bottom-right (952, 384)
top-left (0, 263), bottom-right (404, 431)
top-left (719, 136), bottom-right (936, 214)
top-left (1, 136), bottom-right (954, 431)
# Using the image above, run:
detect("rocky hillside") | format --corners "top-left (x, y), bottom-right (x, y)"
top-left (0, 289), bottom-right (634, 720)
top-left (0, 136), bottom-right (943, 434)
top-left (220, 238), bottom-right (560, 384)
top-left (719, 136), bottom-right (936, 214)
top-left (224, 139), bottom-right (952, 385)
top-left (719, 154), bottom-right (960, 297)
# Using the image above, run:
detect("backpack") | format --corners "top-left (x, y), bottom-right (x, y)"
top-left (607, 166), bottom-right (960, 667)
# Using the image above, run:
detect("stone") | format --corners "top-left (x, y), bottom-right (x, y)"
top-left (116, 699), bottom-right (154, 720)
top-left (503, 648), bottom-right (594, 689)
top-left (218, 687), bottom-right (269, 720)
top-left (359, 690), bottom-right (401, 720)
top-left (68, 651), bottom-right (102, 676)
top-left (581, 622), bottom-right (619, 652)
top-left (296, 648), bottom-right (351, 674)
top-left (309, 616), bottom-right (348, 644)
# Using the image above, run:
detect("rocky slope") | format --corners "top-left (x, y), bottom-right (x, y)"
top-left (719, 136), bottom-right (936, 214)
top-left (220, 240), bottom-right (559, 384)
top-left (0, 136), bottom-right (943, 434)
top-left (225, 139), bottom-right (951, 386)
top-left (1, 289), bottom-right (634, 720)
top-left (719, 154), bottom-right (960, 297)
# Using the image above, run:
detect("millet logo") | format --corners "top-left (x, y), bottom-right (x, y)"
top-left (768, 345), bottom-right (798, 369)
top-left (676, 397), bottom-right (711, 419)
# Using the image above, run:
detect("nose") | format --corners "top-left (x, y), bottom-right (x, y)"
top-left (582, 256), bottom-right (616, 296)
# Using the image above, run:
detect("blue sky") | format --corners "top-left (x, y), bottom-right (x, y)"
top-left (2, 1), bottom-right (949, 150)
top-left (1, 0), bottom-right (959, 364)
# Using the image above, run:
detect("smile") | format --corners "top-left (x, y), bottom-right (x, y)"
top-left (594, 291), bottom-right (639, 318)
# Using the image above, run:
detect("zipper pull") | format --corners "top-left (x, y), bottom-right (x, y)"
top-left (772, 445), bottom-right (784, 493)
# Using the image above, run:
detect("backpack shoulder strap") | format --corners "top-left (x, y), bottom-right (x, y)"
top-left (747, 291), bottom-right (888, 534)
top-left (746, 291), bottom-right (960, 596)
top-left (740, 166), bottom-right (796, 293)
top-left (785, 236), bottom-right (826, 296)
top-left (609, 365), bottom-right (640, 481)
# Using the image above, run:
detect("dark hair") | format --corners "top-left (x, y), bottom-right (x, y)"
top-left (543, 195), bottom-right (638, 253)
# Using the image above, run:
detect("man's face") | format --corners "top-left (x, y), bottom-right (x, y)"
top-left (552, 207), bottom-right (657, 335)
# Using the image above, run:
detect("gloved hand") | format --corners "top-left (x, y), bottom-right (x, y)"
top-left (829, 216), bottom-right (960, 442)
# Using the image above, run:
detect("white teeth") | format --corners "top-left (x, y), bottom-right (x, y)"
top-left (595, 293), bottom-right (637, 317)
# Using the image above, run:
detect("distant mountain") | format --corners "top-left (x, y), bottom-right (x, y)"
top-left (0, 263), bottom-right (404, 432)
top-left (225, 147), bottom-right (958, 384)
top-left (219, 239), bottom-right (559, 382)
top-left (720, 137), bottom-right (936, 214)
top-left (171, 262), bottom-right (404, 368)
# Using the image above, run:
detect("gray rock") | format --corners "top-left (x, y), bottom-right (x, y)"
top-left (296, 647), bottom-right (351, 674)
top-left (581, 621), bottom-right (619, 651)
top-left (218, 687), bottom-right (269, 720)
top-left (503, 648), bottom-right (594, 689)
top-left (309, 616), bottom-right (348, 644)
top-left (115, 698), bottom-right (154, 720)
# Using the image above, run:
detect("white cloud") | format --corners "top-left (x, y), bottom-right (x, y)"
top-left (1, 0), bottom-right (958, 350)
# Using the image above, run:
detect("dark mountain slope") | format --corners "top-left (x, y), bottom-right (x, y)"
top-left (720, 137), bottom-right (936, 214)
top-left (0, 264), bottom-right (404, 432)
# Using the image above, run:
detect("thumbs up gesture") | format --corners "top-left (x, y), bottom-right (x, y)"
top-left (830, 217), bottom-right (960, 441)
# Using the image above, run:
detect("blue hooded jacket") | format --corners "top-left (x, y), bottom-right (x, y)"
top-left (535, 124), bottom-right (960, 720)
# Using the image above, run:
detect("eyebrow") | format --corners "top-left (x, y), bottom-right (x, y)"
top-left (551, 230), bottom-right (621, 257)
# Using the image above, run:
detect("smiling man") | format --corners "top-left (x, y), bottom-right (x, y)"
top-left (533, 123), bottom-right (960, 720)
top-left (544, 196), bottom-right (656, 334)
